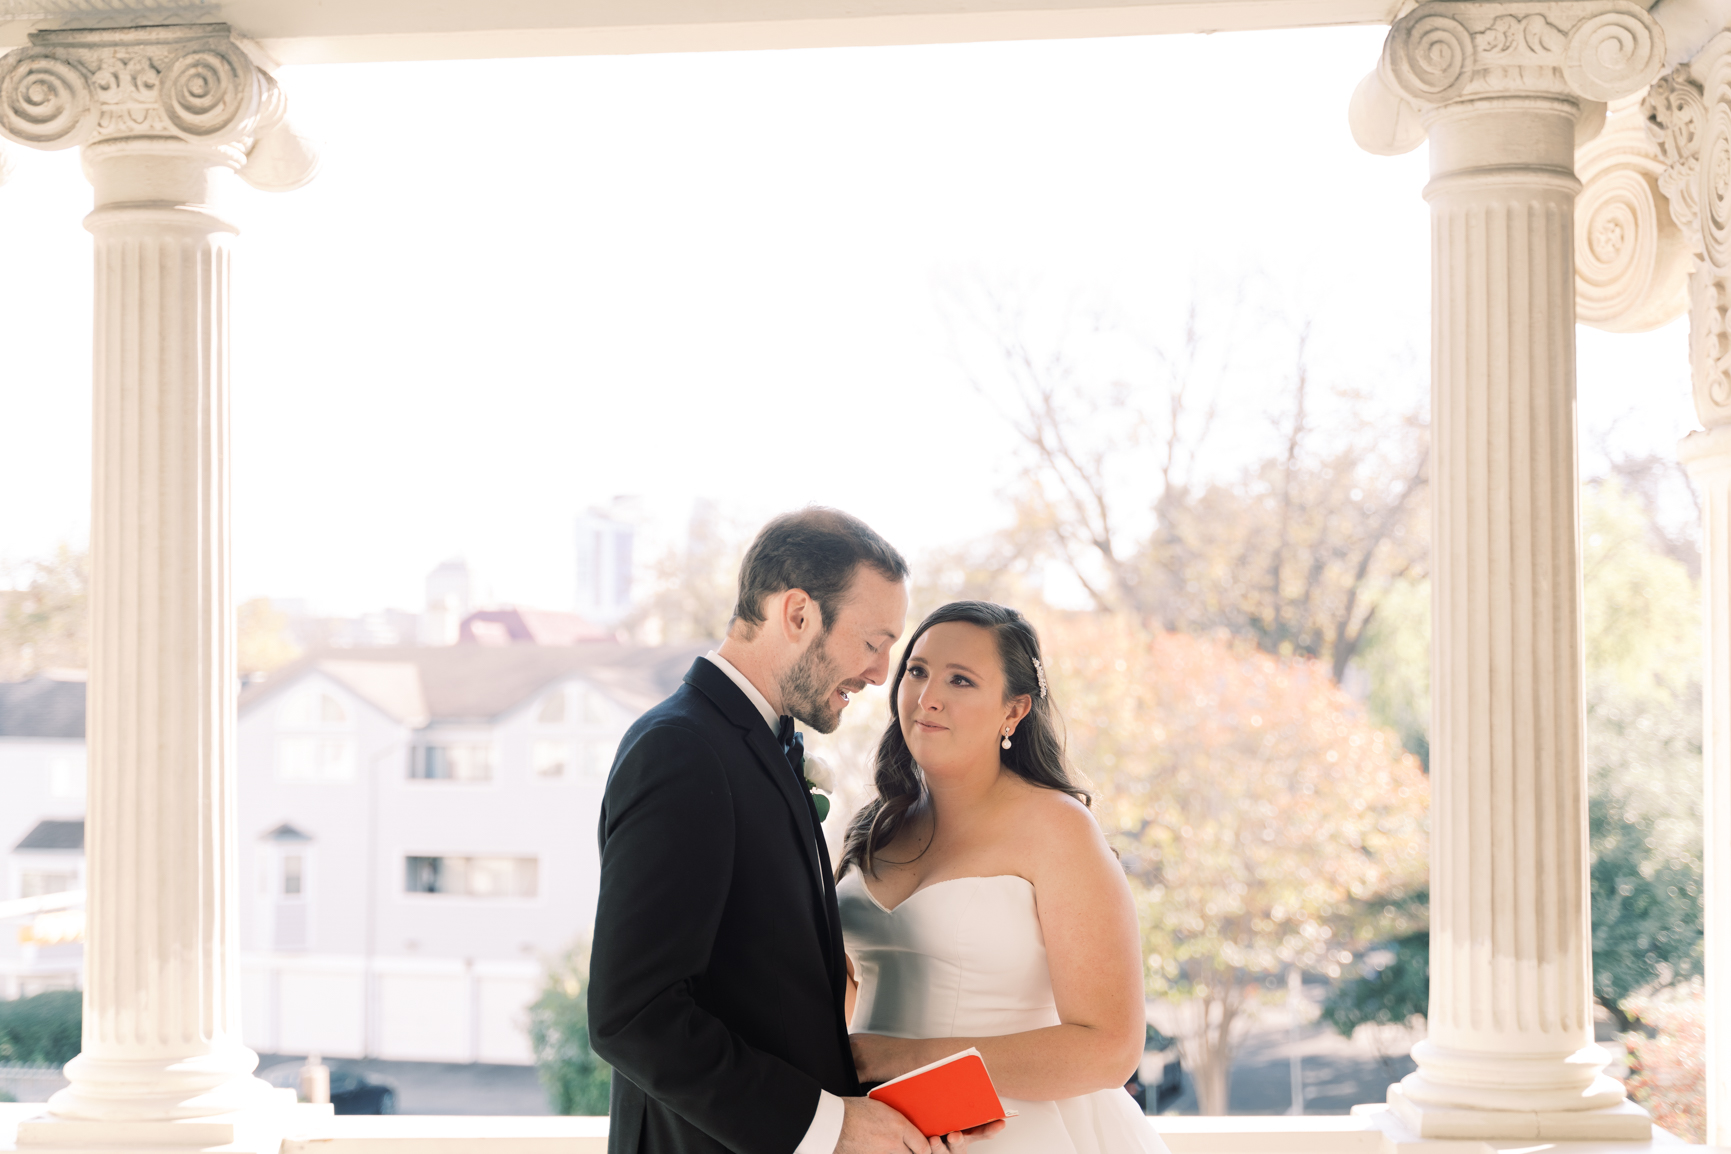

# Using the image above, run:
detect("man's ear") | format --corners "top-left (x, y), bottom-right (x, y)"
top-left (777, 588), bottom-right (820, 643)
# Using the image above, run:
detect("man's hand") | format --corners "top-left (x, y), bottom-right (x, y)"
top-left (835, 1098), bottom-right (1005, 1154)
top-left (835, 1096), bottom-right (930, 1154)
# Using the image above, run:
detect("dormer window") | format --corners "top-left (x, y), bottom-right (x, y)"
top-left (411, 743), bottom-right (495, 782)
top-left (280, 686), bottom-right (350, 727)
top-left (537, 689), bottom-right (566, 724)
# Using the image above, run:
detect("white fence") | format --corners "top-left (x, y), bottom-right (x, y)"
top-left (240, 955), bottom-right (541, 1065)
top-left (0, 1064), bottom-right (68, 1104)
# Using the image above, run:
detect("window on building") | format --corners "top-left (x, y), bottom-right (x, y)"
top-left (410, 743), bottom-right (495, 781)
top-left (277, 737), bottom-right (356, 781)
top-left (282, 854), bottom-right (304, 897)
top-left (19, 871), bottom-right (77, 899)
top-left (581, 689), bottom-right (608, 725)
top-left (281, 686), bottom-right (350, 727)
top-left (532, 740), bottom-right (571, 778)
top-left (404, 855), bottom-right (537, 898)
top-left (537, 689), bottom-right (566, 724)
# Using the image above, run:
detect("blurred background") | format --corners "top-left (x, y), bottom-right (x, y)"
top-left (0, 22), bottom-right (1707, 1138)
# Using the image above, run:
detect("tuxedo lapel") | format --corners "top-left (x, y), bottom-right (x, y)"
top-left (684, 660), bottom-right (829, 912)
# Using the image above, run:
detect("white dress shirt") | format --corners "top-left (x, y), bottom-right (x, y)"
top-left (701, 652), bottom-right (846, 1154)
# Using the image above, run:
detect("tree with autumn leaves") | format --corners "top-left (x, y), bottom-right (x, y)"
top-left (1041, 616), bottom-right (1429, 1115)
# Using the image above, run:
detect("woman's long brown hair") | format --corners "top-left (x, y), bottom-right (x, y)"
top-left (837, 600), bottom-right (1089, 880)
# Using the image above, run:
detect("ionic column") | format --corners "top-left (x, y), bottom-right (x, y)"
top-left (0, 24), bottom-right (315, 1146)
top-left (1353, 2), bottom-right (1662, 1140)
top-left (1649, 37), bottom-right (1731, 1143)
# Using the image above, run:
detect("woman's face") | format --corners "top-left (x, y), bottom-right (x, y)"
top-left (897, 621), bottom-right (1025, 774)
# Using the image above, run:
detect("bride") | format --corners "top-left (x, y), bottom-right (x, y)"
top-left (836, 600), bottom-right (1172, 1154)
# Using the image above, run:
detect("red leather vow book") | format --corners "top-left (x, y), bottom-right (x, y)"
top-left (866, 1048), bottom-right (1015, 1137)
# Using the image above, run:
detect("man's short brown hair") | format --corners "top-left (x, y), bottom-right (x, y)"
top-left (731, 508), bottom-right (909, 636)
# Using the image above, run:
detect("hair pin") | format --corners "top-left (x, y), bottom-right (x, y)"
top-left (1032, 657), bottom-right (1048, 699)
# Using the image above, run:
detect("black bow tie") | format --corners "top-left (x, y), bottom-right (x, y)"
top-left (777, 715), bottom-right (805, 779)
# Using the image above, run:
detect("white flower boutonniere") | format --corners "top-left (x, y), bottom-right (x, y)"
top-left (803, 753), bottom-right (835, 821)
top-left (803, 753), bottom-right (836, 794)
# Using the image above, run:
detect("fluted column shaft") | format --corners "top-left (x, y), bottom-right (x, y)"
top-left (1365, 1), bottom-right (1663, 1140)
top-left (1644, 38), bottom-right (1731, 1143)
top-left (73, 140), bottom-right (257, 1122)
top-left (1679, 426), bottom-right (1731, 1146)
top-left (1420, 92), bottom-right (1608, 1101)
top-left (0, 25), bottom-right (316, 1133)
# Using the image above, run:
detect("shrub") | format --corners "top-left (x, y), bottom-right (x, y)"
top-left (1322, 931), bottom-right (1429, 1038)
top-left (0, 990), bottom-right (81, 1066)
top-left (1623, 985), bottom-right (1706, 1144)
top-left (528, 942), bottom-right (611, 1115)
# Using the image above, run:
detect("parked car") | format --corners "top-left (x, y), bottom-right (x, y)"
top-left (258, 1060), bottom-right (398, 1115)
top-left (1129, 1024), bottom-right (1183, 1114)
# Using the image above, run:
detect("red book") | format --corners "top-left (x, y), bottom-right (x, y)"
top-left (866, 1048), bottom-right (1015, 1138)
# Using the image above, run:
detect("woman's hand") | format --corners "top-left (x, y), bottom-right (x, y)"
top-left (849, 1032), bottom-right (927, 1084)
top-left (845, 954), bottom-right (859, 1026)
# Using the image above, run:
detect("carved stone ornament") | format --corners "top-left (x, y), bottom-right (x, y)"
top-left (1380, 0), bottom-right (1664, 109)
top-left (1576, 96), bottom-right (1693, 332)
top-left (1640, 37), bottom-right (1731, 426)
top-left (0, 24), bottom-right (274, 161)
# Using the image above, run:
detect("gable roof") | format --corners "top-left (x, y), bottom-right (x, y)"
top-left (240, 642), bottom-right (708, 726)
top-left (0, 677), bottom-right (86, 740)
top-left (459, 608), bottom-right (611, 646)
top-left (260, 823), bottom-right (313, 842)
top-left (14, 819), bottom-right (84, 852)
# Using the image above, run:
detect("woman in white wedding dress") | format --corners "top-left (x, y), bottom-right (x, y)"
top-left (836, 601), bottom-right (1172, 1154)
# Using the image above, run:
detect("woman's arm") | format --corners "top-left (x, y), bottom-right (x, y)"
top-left (845, 953), bottom-right (859, 1026)
top-left (850, 796), bottom-right (1147, 1101)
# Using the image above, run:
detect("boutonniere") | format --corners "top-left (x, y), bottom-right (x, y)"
top-left (803, 753), bottom-right (835, 822)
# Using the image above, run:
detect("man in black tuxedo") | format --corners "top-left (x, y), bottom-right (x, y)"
top-left (590, 509), bottom-right (976, 1154)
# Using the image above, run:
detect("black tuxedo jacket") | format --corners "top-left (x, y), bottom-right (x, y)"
top-left (589, 657), bottom-right (857, 1154)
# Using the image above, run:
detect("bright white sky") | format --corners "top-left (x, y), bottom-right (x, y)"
top-left (0, 25), bottom-right (1698, 615)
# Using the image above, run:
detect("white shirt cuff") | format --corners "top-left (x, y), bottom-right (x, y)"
top-left (794, 1089), bottom-right (845, 1154)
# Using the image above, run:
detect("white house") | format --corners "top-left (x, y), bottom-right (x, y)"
top-left (234, 643), bottom-right (704, 1065)
top-left (0, 675), bottom-right (87, 1000)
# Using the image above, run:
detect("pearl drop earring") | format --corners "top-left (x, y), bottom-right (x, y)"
top-left (1001, 728), bottom-right (1013, 750)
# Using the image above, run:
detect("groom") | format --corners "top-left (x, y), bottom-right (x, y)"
top-left (590, 509), bottom-right (959, 1154)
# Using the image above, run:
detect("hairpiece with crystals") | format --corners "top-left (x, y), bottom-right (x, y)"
top-left (1032, 657), bottom-right (1048, 699)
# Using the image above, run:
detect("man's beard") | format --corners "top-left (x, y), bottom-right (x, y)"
top-left (779, 633), bottom-right (853, 735)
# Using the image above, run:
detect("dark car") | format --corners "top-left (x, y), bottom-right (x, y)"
top-left (327, 1068), bottom-right (397, 1114)
top-left (1126, 1024), bottom-right (1184, 1114)
top-left (258, 1060), bottom-right (398, 1115)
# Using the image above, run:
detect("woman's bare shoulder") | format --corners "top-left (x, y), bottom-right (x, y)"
top-left (1001, 780), bottom-right (1109, 864)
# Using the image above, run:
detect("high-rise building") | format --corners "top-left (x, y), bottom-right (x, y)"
top-left (574, 499), bottom-right (638, 627)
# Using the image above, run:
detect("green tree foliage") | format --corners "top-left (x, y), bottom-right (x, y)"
top-left (0, 990), bottom-right (82, 1066)
top-left (1353, 577), bottom-right (1430, 768)
top-left (1321, 931), bottom-right (1429, 1037)
top-left (528, 942), bottom-right (611, 1115)
top-left (1579, 479), bottom-right (1704, 1028)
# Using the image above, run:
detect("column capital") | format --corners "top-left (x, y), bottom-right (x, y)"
top-left (0, 23), bottom-right (316, 190)
top-left (1382, 0), bottom-right (1665, 109)
top-left (1638, 40), bottom-right (1731, 427)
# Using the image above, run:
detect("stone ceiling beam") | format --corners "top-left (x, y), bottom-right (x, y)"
top-left (0, 0), bottom-right (1409, 64)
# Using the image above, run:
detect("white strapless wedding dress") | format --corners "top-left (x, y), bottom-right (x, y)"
top-left (837, 872), bottom-right (1172, 1154)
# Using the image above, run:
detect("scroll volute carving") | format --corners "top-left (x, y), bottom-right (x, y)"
top-left (1642, 47), bottom-right (1731, 427)
top-left (1576, 95), bottom-right (1692, 332)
